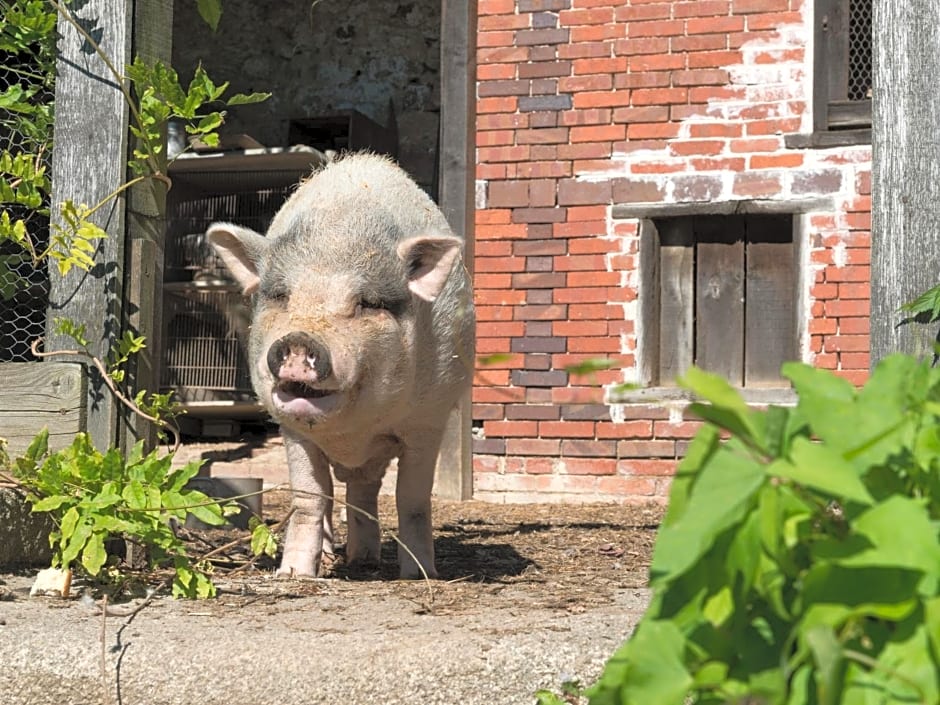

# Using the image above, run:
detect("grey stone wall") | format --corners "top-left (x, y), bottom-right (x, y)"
top-left (172, 0), bottom-right (442, 194)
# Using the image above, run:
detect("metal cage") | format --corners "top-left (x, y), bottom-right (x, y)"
top-left (160, 149), bottom-right (327, 413)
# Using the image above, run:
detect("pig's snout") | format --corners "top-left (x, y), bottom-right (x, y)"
top-left (267, 332), bottom-right (333, 384)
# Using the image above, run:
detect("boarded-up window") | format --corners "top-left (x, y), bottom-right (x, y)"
top-left (638, 214), bottom-right (797, 387)
top-left (816, 0), bottom-right (872, 130)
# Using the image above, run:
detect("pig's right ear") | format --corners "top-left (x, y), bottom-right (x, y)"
top-left (206, 223), bottom-right (268, 295)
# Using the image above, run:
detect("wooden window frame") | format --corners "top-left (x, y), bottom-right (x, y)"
top-left (636, 213), bottom-right (799, 389)
top-left (787, 0), bottom-right (871, 148)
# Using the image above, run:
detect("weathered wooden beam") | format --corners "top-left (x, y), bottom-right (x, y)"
top-left (123, 0), bottom-right (173, 450)
top-left (434, 0), bottom-right (477, 501)
top-left (0, 362), bottom-right (85, 456)
top-left (47, 0), bottom-right (133, 451)
top-left (871, 0), bottom-right (940, 362)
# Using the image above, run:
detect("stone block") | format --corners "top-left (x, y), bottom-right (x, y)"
top-left (0, 487), bottom-right (53, 569)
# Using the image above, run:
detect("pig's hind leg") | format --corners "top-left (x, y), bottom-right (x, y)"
top-left (277, 432), bottom-right (334, 578)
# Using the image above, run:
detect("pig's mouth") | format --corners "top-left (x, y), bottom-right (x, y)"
top-left (271, 380), bottom-right (344, 418)
top-left (279, 381), bottom-right (332, 399)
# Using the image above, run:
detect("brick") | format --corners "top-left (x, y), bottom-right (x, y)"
top-left (524, 352), bottom-right (552, 369)
top-left (515, 27), bottom-right (570, 46)
top-left (560, 404), bottom-right (611, 421)
top-left (616, 440), bottom-right (677, 459)
top-left (631, 87), bottom-right (689, 105)
top-left (518, 60), bottom-right (573, 79)
top-left (532, 11), bottom-right (560, 29)
top-left (511, 336), bottom-right (567, 353)
top-left (561, 440), bottom-right (618, 457)
top-left (733, 171), bottom-right (783, 197)
top-left (479, 0), bottom-right (517, 13)
top-left (526, 256), bottom-right (554, 272)
top-left (515, 240), bottom-right (567, 256)
top-left (732, 0), bottom-right (788, 11)
top-left (515, 127), bottom-right (570, 144)
top-left (488, 181), bottom-right (529, 207)
top-left (511, 369), bottom-right (569, 387)
top-left (473, 438), bottom-right (507, 455)
top-left (614, 37), bottom-right (670, 56)
top-left (539, 420), bottom-right (596, 438)
top-left (687, 15), bottom-right (744, 34)
top-left (484, 420), bottom-right (538, 438)
top-left (518, 0), bottom-right (571, 10)
top-left (611, 178), bottom-right (668, 203)
top-left (562, 458), bottom-right (618, 475)
top-left (478, 79), bottom-right (537, 97)
top-left (629, 53), bottom-right (686, 72)
top-left (672, 175), bottom-right (724, 201)
top-left (506, 404), bottom-right (561, 420)
top-left (559, 7), bottom-right (615, 25)
top-left (514, 304), bottom-right (568, 320)
top-left (557, 179), bottom-right (612, 205)
top-left (823, 335), bottom-right (870, 353)
top-left (596, 420), bottom-right (654, 439)
top-left (519, 94), bottom-right (574, 112)
top-left (511, 207), bottom-right (568, 223)
top-left (505, 438), bottom-right (561, 456)
top-left (792, 169), bottom-right (844, 196)
top-left (750, 153), bottom-right (805, 170)
top-left (595, 476), bottom-right (657, 496)
top-left (653, 421), bottom-right (702, 439)
top-left (618, 459), bottom-right (679, 476)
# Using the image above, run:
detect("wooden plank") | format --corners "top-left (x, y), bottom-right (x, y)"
top-left (433, 0), bottom-right (476, 501)
top-left (123, 0), bottom-right (173, 450)
top-left (695, 215), bottom-right (745, 385)
top-left (871, 0), bottom-right (940, 362)
top-left (637, 219), bottom-right (661, 386)
top-left (745, 215), bottom-right (796, 386)
top-left (47, 0), bottom-right (133, 451)
top-left (657, 218), bottom-right (694, 385)
top-left (0, 362), bottom-right (85, 456)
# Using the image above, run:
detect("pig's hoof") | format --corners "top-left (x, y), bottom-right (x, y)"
top-left (400, 566), bottom-right (438, 581)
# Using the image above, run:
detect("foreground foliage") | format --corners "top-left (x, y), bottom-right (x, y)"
top-left (7, 430), bottom-right (238, 598)
top-left (588, 354), bottom-right (940, 705)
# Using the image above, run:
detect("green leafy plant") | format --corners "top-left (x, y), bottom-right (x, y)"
top-left (588, 354), bottom-right (940, 705)
top-left (9, 429), bottom-right (241, 598)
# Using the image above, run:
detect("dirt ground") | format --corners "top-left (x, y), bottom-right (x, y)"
top-left (0, 492), bottom-right (660, 704)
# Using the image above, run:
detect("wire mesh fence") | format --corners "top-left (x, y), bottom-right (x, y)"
top-left (0, 1), bottom-right (55, 362)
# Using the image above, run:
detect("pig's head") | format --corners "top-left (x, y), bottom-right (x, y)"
top-left (206, 206), bottom-right (464, 435)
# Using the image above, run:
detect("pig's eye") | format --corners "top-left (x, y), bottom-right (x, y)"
top-left (359, 297), bottom-right (389, 313)
top-left (262, 287), bottom-right (289, 305)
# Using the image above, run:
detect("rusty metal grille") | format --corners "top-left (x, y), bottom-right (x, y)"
top-left (0, 5), bottom-right (55, 362)
top-left (161, 287), bottom-right (254, 402)
top-left (847, 0), bottom-right (872, 101)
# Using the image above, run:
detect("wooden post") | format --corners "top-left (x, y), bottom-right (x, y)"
top-left (123, 0), bottom-right (173, 450)
top-left (48, 0), bottom-right (133, 451)
top-left (47, 0), bottom-right (171, 452)
top-left (435, 0), bottom-right (477, 500)
top-left (871, 1), bottom-right (940, 363)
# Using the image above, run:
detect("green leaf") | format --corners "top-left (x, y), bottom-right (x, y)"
top-left (651, 442), bottom-right (765, 582)
top-left (804, 626), bottom-right (843, 705)
top-left (900, 283), bottom-right (940, 323)
top-left (769, 437), bottom-right (874, 505)
top-left (31, 494), bottom-right (70, 512)
top-left (226, 91), bottom-right (271, 106)
top-left (81, 532), bottom-right (107, 576)
top-left (195, 0), bottom-right (222, 31)
top-left (681, 366), bottom-right (764, 445)
top-left (702, 585), bottom-right (734, 627)
top-left (587, 620), bottom-right (693, 705)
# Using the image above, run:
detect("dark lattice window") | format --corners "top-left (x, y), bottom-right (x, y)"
top-left (817, 0), bottom-right (872, 130)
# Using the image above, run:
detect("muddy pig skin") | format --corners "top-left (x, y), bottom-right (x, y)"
top-left (207, 153), bottom-right (475, 579)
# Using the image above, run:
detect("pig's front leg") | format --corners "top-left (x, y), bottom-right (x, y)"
top-left (277, 431), bottom-right (334, 578)
top-left (335, 461), bottom-right (385, 568)
top-left (396, 433), bottom-right (444, 580)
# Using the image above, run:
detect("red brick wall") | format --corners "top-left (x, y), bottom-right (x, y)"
top-left (471, 0), bottom-right (872, 502)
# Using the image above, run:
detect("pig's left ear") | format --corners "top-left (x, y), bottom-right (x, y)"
top-left (206, 222), bottom-right (268, 295)
top-left (397, 235), bottom-right (464, 302)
